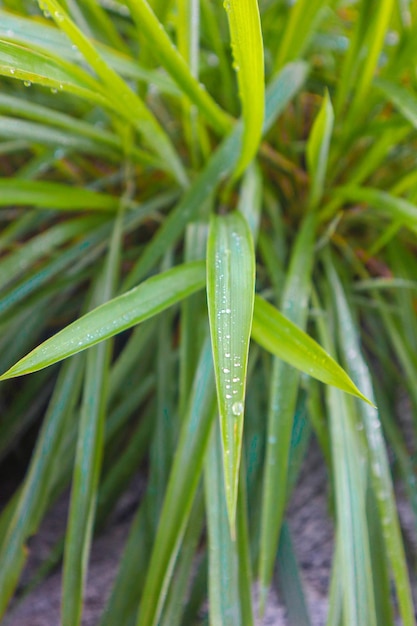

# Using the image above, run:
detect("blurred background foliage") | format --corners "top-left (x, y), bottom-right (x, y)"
top-left (0, 0), bottom-right (416, 624)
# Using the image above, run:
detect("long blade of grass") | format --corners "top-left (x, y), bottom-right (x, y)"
top-left (276, 522), bottom-right (312, 626)
top-left (314, 288), bottom-right (376, 626)
top-left (0, 261), bottom-right (206, 379)
top-left (236, 454), bottom-right (255, 626)
top-left (0, 96), bottom-right (156, 166)
top-left (335, 0), bottom-right (394, 117)
top-left (61, 212), bottom-right (121, 626)
top-left (325, 390), bottom-right (376, 626)
top-left (331, 382), bottom-right (377, 625)
top-left (306, 90), bottom-right (334, 209)
top-left (0, 217), bottom-right (99, 292)
top-left (258, 211), bottom-right (315, 612)
top-left (207, 211), bottom-right (255, 534)
top-left (0, 356), bottom-right (83, 615)
top-left (273, 0), bottom-right (333, 72)
top-left (327, 258), bottom-right (416, 626)
top-left (136, 336), bottom-right (216, 626)
top-left (0, 179), bottom-right (118, 211)
top-left (223, 0), bottom-right (264, 177)
top-left (100, 495), bottom-right (152, 626)
top-left (251, 295), bottom-right (370, 403)
top-left (160, 493), bottom-right (205, 626)
top-left (205, 421), bottom-right (242, 625)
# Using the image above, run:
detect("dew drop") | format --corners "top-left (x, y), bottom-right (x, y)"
top-left (9, 68), bottom-right (15, 75)
top-left (232, 401), bottom-right (243, 416)
top-left (23, 80), bottom-right (31, 87)
top-left (223, 367), bottom-right (230, 374)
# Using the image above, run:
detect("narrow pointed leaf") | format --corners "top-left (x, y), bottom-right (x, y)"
top-left (306, 90), bottom-right (334, 209)
top-left (207, 211), bottom-right (255, 533)
top-left (0, 262), bottom-right (206, 380)
top-left (224, 0), bottom-right (264, 177)
top-left (251, 296), bottom-right (371, 404)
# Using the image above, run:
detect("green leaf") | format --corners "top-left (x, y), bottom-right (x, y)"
top-left (36, 0), bottom-right (188, 186)
top-left (62, 212), bottom-right (121, 626)
top-left (223, 0), bottom-right (265, 177)
top-left (137, 337), bottom-right (216, 626)
top-left (0, 179), bottom-right (118, 211)
top-left (335, 186), bottom-right (417, 234)
top-left (0, 217), bottom-right (99, 293)
top-left (274, 0), bottom-right (332, 72)
top-left (258, 212), bottom-right (316, 613)
top-left (251, 295), bottom-right (371, 404)
top-left (306, 90), bottom-right (334, 209)
top-left (0, 38), bottom-right (107, 104)
top-left (327, 259), bottom-right (416, 626)
top-left (276, 522), bottom-right (312, 626)
top-left (124, 0), bottom-right (231, 135)
top-left (207, 211), bottom-right (255, 534)
top-left (204, 422), bottom-right (242, 625)
top-left (326, 387), bottom-right (377, 626)
top-left (0, 261), bottom-right (206, 379)
top-left (0, 10), bottom-right (179, 95)
top-left (0, 357), bottom-right (83, 614)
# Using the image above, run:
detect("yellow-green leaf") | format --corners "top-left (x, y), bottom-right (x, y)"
top-left (252, 295), bottom-right (372, 405)
top-left (224, 0), bottom-right (264, 178)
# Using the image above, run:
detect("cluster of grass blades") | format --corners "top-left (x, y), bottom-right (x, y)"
top-left (0, 0), bottom-right (416, 624)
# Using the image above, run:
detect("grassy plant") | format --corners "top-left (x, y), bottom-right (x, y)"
top-left (0, 0), bottom-right (416, 624)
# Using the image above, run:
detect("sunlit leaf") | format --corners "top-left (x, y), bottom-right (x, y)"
top-left (223, 0), bottom-right (264, 176)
